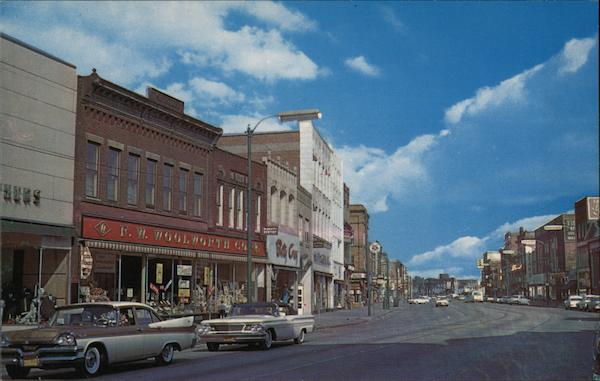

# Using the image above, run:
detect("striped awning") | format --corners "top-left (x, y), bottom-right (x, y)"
top-left (84, 239), bottom-right (267, 263)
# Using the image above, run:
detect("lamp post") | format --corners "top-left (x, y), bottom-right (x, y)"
top-left (245, 109), bottom-right (321, 303)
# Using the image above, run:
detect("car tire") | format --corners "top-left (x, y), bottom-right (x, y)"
top-left (5, 365), bottom-right (31, 379)
top-left (78, 345), bottom-right (104, 377)
top-left (294, 329), bottom-right (306, 344)
top-left (206, 343), bottom-right (220, 352)
top-left (260, 330), bottom-right (273, 350)
top-left (155, 343), bottom-right (175, 365)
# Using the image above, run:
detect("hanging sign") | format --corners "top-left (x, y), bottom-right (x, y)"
top-left (156, 263), bottom-right (163, 284)
top-left (80, 246), bottom-right (93, 280)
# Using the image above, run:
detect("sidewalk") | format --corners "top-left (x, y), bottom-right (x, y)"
top-left (313, 303), bottom-right (395, 330)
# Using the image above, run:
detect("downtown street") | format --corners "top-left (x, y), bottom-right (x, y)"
top-left (4, 302), bottom-right (597, 381)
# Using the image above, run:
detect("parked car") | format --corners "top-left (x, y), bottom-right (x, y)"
top-left (1, 302), bottom-right (196, 379)
top-left (198, 302), bottom-right (314, 351)
top-left (472, 291), bottom-right (484, 303)
top-left (587, 296), bottom-right (600, 313)
top-left (435, 296), bottom-right (449, 307)
top-left (498, 296), bottom-right (511, 304)
top-left (409, 297), bottom-right (429, 304)
top-left (509, 295), bottom-right (530, 305)
top-left (564, 295), bottom-right (583, 310)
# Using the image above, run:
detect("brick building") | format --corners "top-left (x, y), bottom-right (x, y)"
top-left (73, 70), bottom-right (267, 314)
top-left (575, 197), bottom-right (599, 294)
top-left (349, 204), bottom-right (369, 304)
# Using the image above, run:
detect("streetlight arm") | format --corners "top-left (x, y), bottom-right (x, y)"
top-left (248, 115), bottom-right (277, 134)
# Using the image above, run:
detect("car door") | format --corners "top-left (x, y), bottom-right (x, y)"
top-left (135, 307), bottom-right (164, 357)
top-left (111, 307), bottom-right (145, 362)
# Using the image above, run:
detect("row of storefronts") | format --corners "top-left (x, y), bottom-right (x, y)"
top-left (1, 34), bottom-right (355, 324)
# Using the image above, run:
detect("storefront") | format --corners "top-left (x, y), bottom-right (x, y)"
top-left (313, 237), bottom-right (333, 313)
top-left (79, 216), bottom-right (266, 316)
top-left (266, 228), bottom-right (300, 308)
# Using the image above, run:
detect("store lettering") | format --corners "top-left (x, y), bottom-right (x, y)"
top-left (275, 240), bottom-right (299, 261)
top-left (1, 183), bottom-right (41, 205)
top-left (137, 227), bottom-right (147, 239)
top-left (121, 226), bottom-right (128, 237)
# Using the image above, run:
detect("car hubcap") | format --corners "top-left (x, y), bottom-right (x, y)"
top-left (85, 348), bottom-right (100, 374)
top-left (163, 345), bottom-right (174, 361)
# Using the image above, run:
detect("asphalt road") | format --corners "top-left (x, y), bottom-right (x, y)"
top-left (4, 302), bottom-right (599, 381)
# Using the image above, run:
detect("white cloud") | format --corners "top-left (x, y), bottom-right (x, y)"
top-left (444, 63), bottom-right (544, 124)
top-left (344, 56), bottom-right (380, 77)
top-left (409, 237), bottom-right (487, 266)
top-left (1, 2), bottom-right (319, 83)
top-left (339, 129), bottom-right (448, 213)
top-left (189, 77), bottom-right (245, 106)
top-left (219, 113), bottom-right (292, 134)
top-left (408, 212), bottom-right (559, 276)
top-left (558, 36), bottom-right (597, 75)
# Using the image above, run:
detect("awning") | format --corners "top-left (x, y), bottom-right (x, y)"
top-left (85, 239), bottom-right (267, 263)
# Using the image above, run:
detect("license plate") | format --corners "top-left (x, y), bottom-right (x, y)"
top-left (23, 358), bottom-right (39, 367)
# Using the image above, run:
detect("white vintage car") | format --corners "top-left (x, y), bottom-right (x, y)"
top-left (198, 302), bottom-right (314, 351)
top-left (1, 302), bottom-right (196, 379)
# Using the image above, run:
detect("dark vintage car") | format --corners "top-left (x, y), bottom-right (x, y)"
top-left (1, 302), bottom-right (196, 379)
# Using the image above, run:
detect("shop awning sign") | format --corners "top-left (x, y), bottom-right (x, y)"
top-left (263, 226), bottom-right (279, 235)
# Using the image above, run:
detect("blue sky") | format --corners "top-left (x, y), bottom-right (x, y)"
top-left (2, 2), bottom-right (597, 279)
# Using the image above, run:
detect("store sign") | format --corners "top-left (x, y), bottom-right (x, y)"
top-left (82, 216), bottom-right (266, 257)
top-left (177, 265), bottom-right (192, 276)
top-left (80, 246), bottom-right (93, 279)
top-left (312, 246), bottom-right (332, 275)
top-left (267, 232), bottom-right (300, 268)
top-left (588, 197), bottom-right (600, 220)
top-left (156, 263), bottom-right (163, 284)
top-left (1, 183), bottom-right (41, 205)
top-left (263, 226), bottom-right (279, 235)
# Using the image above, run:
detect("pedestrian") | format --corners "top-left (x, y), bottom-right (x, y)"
top-left (281, 284), bottom-right (290, 305)
top-left (218, 300), bottom-right (227, 318)
top-left (39, 289), bottom-right (55, 322)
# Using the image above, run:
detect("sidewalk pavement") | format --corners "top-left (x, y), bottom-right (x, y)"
top-left (313, 303), bottom-right (396, 330)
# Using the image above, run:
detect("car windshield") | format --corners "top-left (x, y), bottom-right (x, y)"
top-left (230, 305), bottom-right (276, 316)
top-left (50, 306), bottom-right (117, 327)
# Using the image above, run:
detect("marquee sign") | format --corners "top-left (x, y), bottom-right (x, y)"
top-left (82, 216), bottom-right (266, 257)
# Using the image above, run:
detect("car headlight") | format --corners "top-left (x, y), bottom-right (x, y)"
top-left (56, 333), bottom-right (77, 346)
top-left (197, 324), bottom-right (214, 335)
top-left (243, 323), bottom-right (265, 333)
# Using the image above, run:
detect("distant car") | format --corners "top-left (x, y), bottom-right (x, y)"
top-left (564, 295), bottom-right (583, 310)
top-left (412, 297), bottom-right (429, 304)
top-left (472, 291), bottom-right (484, 303)
top-left (1, 302), bottom-right (196, 379)
top-left (498, 296), bottom-right (511, 304)
top-left (587, 296), bottom-right (600, 313)
top-left (458, 295), bottom-right (466, 301)
top-left (464, 294), bottom-right (474, 303)
top-left (435, 296), bottom-right (449, 307)
top-left (509, 295), bottom-right (530, 305)
top-left (198, 302), bottom-right (314, 351)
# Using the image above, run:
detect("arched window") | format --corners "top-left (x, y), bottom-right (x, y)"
top-left (280, 191), bottom-right (287, 228)
top-left (270, 186), bottom-right (278, 225)
top-left (288, 194), bottom-right (295, 229)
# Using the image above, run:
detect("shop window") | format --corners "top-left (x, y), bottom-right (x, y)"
top-left (146, 159), bottom-right (156, 208)
top-left (179, 168), bottom-right (188, 214)
top-left (127, 154), bottom-right (140, 205)
top-left (85, 141), bottom-right (99, 198)
top-left (228, 188), bottom-right (235, 228)
top-left (193, 172), bottom-right (203, 216)
top-left (217, 185), bottom-right (224, 226)
top-left (163, 164), bottom-right (173, 211)
top-left (107, 147), bottom-right (120, 201)
top-left (255, 195), bottom-right (261, 233)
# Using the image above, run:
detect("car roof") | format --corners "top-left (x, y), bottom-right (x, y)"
top-left (57, 302), bottom-right (152, 309)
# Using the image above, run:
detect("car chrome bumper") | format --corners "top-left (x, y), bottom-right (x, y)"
top-left (1, 345), bottom-right (84, 368)
top-left (199, 332), bottom-right (267, 344)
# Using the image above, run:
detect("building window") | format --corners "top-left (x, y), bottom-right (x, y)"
top-left (237, 190), bottom-right (244, 230)
top-left (163, 164), bottom-right (173, 211)
top-left (146, 159), bottom-right (156, 208)
top-left (193, 173), bottom-right (203, 216)
top-left (127, 154), bottom-right (140, 205)
top-left (107, 147), bottom-right (120, 201)
top-left (229, 188), bottom-right (235, 228)
top-left (85, 142), bottom-right (99, 198)
top-left (280, 191), bottom-right (287, 227)
top-left (179, 168), bottom-right (189, 214)
top-left (217, 185), bottom-right (224, 226)
top-left (255, 195), bottom-right (261, 233)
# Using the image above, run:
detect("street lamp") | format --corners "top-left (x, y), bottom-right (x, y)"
top-left (245, 109), bottom-right (321, 303)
